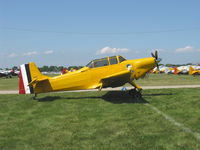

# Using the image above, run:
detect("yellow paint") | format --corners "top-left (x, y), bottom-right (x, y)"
top-left (26, 56), bottom-right (157, 94)
top-left (189, 66), bottom-right (200, 75)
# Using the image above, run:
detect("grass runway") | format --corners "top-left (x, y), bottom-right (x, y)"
top-left (0, 88), bottom-right (200, 150)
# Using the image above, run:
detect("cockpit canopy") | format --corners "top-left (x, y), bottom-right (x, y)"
top-left (86, 56), bottom-right (126, 68)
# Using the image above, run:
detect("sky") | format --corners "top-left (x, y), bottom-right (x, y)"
top-left (0, 0), bottom-right (200, 68)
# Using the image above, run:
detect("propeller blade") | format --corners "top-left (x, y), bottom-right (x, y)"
top-left (155, 50), bottom-right (158, 60)
top-left (151, 52), bottom-right (155, 58)
top-left (151, 50), bottom-right (158, 60)
top-left (151, 50), bottom-right (161, 73)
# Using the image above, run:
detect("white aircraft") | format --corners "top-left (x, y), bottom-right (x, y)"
top-left (0, 69), bottom-right (19, 78)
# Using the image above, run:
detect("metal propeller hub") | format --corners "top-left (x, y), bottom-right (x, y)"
top-left (156, 58), bottom-right (162, 63)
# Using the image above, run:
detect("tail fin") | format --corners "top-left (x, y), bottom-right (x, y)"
top-left (174, 67), bottom-right (178, 75)
top-left (19, 62), bottom-right (45, 94)
top-left (189, 66), bottom-right (194, 75)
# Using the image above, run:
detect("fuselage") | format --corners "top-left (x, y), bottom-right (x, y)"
top-left (34, 56), bottom-right (157, 93)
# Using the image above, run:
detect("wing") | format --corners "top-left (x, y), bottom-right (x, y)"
top-left (100, 70), bottom-right (131, 88)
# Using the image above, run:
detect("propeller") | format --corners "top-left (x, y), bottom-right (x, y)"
top-left (151, 50), bottom-right (161, 73)
top-left (151, 50), bottom-right (158, 60)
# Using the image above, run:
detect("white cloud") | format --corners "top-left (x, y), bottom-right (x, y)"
top-left (175, 46), bottom-right (194, 53)
top-left (175, 46), bottom-right (200, 53)
top-left (97, 46), bottom-right (129, 55)
top-left (23, 51), bottom-right (38, 56)
top-left (8, 53), bottom-right (18, 58)
top-left (44, 50), bottom-right (54, 54)
top-left (7, 50), bottom-right (54, 58)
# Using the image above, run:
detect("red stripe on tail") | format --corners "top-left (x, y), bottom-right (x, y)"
top-left (19, 68), bottom-right (25, 94)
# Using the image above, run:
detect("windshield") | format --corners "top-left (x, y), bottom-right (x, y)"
top-left (86, 61), bottom-right (94, 68)
top-left (118, 56), bottom-right (126, 63)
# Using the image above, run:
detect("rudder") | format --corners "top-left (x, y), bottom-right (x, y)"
top-left (19, 63), bottom-right (35, 94)
top-left (189, 66), bottom-right (194, 75)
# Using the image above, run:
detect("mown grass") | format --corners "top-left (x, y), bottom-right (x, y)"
top-left (0, 74), bottom-right (58, 91)
top-left (0, 74), bottom-right (200, 91)
top-left (134, 73), bottom-right (200, 86)
top-left (0, 88), bottom-right (200, 150)
top-left (0, 77), bottom-right (19, 90)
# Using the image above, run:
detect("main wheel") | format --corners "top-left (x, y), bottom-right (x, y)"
top-left (134, 91), bottom-right (142, 100)
top-left (129, 89), bottom-right (142, 100)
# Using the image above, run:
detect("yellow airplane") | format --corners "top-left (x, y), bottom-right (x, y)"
top-left (19, 51), bottom-right (161, 99)
top-left (189, 66), bottom-right (200, 75)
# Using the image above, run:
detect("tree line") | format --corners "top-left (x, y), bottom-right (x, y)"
top-left (0, 66), bottom-right (84, 72)
top-left (38, 66), bottom-right (84, 72)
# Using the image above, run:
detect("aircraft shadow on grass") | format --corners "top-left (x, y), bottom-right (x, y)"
top-left (36, 91), bottom-right (175, 104)
top-left (101, 91), bottom-right (175, 104)
top-left (101, 91), bottom-right (148, 104)
top-left (36, 96), bottom-right (101, 102)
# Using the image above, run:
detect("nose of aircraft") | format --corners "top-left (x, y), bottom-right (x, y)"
top-left (130, 51), bottom-right (162, 79)
top-left (130, 57), bottom-right (156, 79)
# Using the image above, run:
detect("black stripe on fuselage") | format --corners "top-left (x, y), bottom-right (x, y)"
top-left (25, 64), bottom-right (34, 94)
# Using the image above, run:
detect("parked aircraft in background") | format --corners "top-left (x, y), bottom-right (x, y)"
top-left (175, 65), bottom-right (200, 75)
top-left (152, 65), bottom-right (200, 75)
top-left (0, 69), bottom-right (19, 78)
top-left (153, 66), bottom-right (173, 74)
top-left (19, 51), bottom-right (161, 99)
top-left (176, 66), bottom-right (190, 74)
top-left (189, 66), bottom-right (200, 75)
top-left (0, 69), bottom-right (13, 78)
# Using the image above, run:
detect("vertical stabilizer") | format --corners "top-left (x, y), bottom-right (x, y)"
top-left (189, 66), bottom-right (194, 75)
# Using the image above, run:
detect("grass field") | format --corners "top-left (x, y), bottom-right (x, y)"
top-left (0, 74), bottom-right (200, 91)
top-left (0, 88), bottom-right (200, 150)
top-left (0, 77), bottom-right (19, 90)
